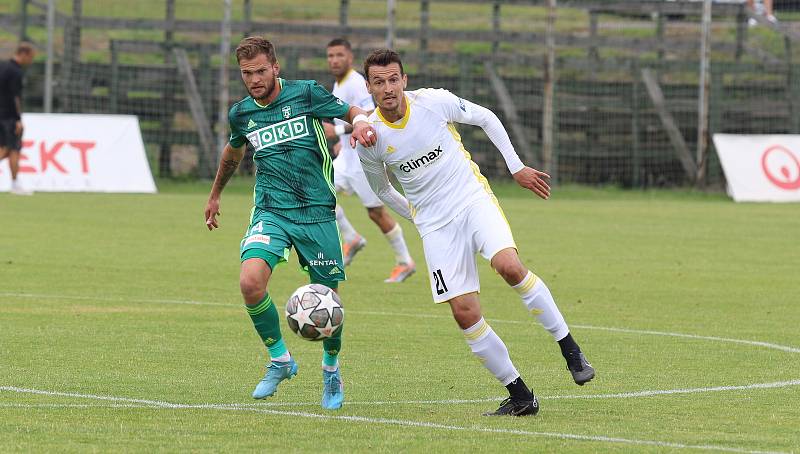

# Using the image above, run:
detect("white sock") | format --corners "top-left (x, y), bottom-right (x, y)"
top-left (321, 362), bottom-right (338, 372)
top-left (383, 223), bottom-right (412, 264)
top-left (272, 352), bottom-right (291, 363)
top-left (335, 205), bottom-right (359, 243)
top-left (514, 271), bottom-right (569, 341)
top-left (463, 317), bottom-right (520, 385)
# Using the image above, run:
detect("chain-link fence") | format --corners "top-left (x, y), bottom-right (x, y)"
top-left (2, 0), bottom-right (799, 187)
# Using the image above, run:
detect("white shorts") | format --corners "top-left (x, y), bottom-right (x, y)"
top-left (421, 197), bottom-right (517, 303)
top-left (333, 159), bottom-right (384, 209)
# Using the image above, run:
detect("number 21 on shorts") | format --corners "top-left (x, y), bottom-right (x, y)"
top-left (433, 269), bottom-right (448, 295)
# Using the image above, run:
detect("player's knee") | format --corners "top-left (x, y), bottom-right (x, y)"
top-left (239, 275), bottom-right (265, 302)
top-left (450, 302), bottom-right (482, 329)
top-left (494, 261), bottom-right (526, 285)
top-left (367, 207), bottom-right (383, 223)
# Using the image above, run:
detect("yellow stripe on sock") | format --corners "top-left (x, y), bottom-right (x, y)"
top-left (464, 320), bottom-right (490, 341)
top-left (515, 273), bottom-right (539, 295)
top-left (246, 296), bottom-right (273, 316)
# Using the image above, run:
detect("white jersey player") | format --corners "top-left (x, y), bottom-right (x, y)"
top-left (325, 38), bottom-right (415, 283)
top-left (356, 49), bottom-right (595, 417)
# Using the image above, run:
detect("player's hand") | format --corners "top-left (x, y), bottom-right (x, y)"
top-left (14, 121), bottom-right (23, 137)
top-left (350, 121), bottom-right (377, 148)
top-left (513, 167), bottom-right (551, 200)
top-left (205, 198), bottom-right (221, 230)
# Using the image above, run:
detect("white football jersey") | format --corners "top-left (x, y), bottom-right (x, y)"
top-left (332, 69), bottom-right (375, 172)
top-left (357, 88), bottom-right (503, 236)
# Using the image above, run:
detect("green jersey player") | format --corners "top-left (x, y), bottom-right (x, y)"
top-left (204, 37), bottom-right (376, 410)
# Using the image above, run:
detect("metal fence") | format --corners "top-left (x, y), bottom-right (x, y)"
top-left (3, 0), bottom-right (800, 188)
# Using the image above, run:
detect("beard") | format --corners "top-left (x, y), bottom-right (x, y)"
top-left (248, 75), bottom-right (277, 103)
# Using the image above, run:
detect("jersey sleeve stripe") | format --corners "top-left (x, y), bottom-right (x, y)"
top-left (446, 122), bottom-right (516, 238)
top-left (312, 118), bottom-right (337, 195)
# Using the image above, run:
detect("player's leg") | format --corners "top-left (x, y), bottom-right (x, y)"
top-left (0, 121), bottom-right (11, 163)
top-left (334, 164), bottom-right (366, 266)
top-left (491, 248), bottom-right (593, 385)
top-left (336, 205), bottom-right (365, 265)
top-left (240, 210), bottom-right (297, 399)
top-left (1, 121), bottom-right (30, 195)
top-left (351, 167), bottom-right (415, 281)
top-left (292, 219), bottom-right (347, 410)
top-left (448, 293), bottom-right (539, 416)
top-left (476, 198), bottom-right (595, 386)
top-left (365, 206), bottom-right (416, 282)
top-left (423, 216), bottom-right (537, 416)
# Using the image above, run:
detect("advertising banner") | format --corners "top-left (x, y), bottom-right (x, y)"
top-left (1, 113), bottom-right (156, 193)
top-left (713, 134), bottom-right (800, 202)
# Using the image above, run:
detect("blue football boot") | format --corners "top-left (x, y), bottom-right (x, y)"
top-left (321, 368), bottom-right (344, 410)
top-left (252, 358), bottom-right (298, 399)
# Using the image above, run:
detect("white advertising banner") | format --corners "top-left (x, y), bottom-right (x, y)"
top-left (713, 134), bottom-right (800, 203)
top-left (1, 113), bottom-right (157, 193)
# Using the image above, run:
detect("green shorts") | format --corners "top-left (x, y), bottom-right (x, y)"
top-left (240, 208), bottom-right (345, 288)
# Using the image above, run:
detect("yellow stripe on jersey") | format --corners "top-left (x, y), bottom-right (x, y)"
top-left (337, 68), bottom-right (353, 85)
top-left (409, 202), bottom-right (417, 219)
top-left (376, 94), bottom-right (411, 129)
top-left (515, 273), bottom-right (539, 295)
top-left (312, 118), bottom-right (337, 195)
top-left (446, 122), bottom-right (516, 238)
top-left (464, 319), bottom-right (490, 341)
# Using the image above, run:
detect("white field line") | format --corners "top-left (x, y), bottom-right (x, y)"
top-left (2, 292), bottom-right (798, 355)
top-left (0, 292), bottom-right (232, 307)
top-left (0, 403), bottom-right (157, 409)
top-left (0, 386), bottom-right (787, 454)
top-left (194, 379), bottom-right (800, 407)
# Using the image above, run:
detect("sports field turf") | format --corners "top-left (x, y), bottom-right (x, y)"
top-left (1, 180), bottom-right (798, 453)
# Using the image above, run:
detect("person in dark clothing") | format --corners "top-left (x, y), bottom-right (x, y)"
top-left (0, 42), bottom-right (36, 195)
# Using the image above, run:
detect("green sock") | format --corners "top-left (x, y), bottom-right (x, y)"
top-left (322, 325), bottom-right (343, 368)
top-left (245, 294), bottom-right (288, 360)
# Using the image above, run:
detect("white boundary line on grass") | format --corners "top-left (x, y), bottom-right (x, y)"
top-left (0, 292), bottom-right (231, 307)
top-left (2, 292), bottom-right (799, 354)
top-left (0, 386), bottom-right (787, 454)
top-left (197, 379), bottom-right (800, 407)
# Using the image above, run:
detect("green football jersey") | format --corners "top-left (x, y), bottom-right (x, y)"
top-left (229, 78), bottom-right (350, 223)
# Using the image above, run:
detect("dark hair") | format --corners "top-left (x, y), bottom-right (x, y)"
top-left (15, 42), bottom-right (35, 56)
top-left (327, 37), bottom-right (351, 50)
top-left (363, 49), bottom-right (404, 80)
top-left (235, 36), bottom-right (277, 64)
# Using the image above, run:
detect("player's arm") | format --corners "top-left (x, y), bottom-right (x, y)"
top-left (13, 73), bottom-right (23, 135)
top-left (14, 96), bottom-right (23, 136)
top-left (343, 106), bottom-right (376, 148)
top-left (205, 142), bottom-right (245, 230)
top-left (441, 92), bottom-right (550, 200)
top-left (309, 81), bottom-right (376, 147)
top-left (323, 121), bottom-right (353, 140)
top-left (357, 144), bottom-right (412, 221)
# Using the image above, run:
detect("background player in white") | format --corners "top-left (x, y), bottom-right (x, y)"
top-left (356, 49), bottom-right (595, 417)
top-left (324, 38), bottom-right (415, 283)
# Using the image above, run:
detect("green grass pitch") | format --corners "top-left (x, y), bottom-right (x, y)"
top-left (1, 180), bottom-right (798, 453)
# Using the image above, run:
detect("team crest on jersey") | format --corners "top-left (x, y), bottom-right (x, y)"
top-left (246, 116), bottom-right (309, 151)
top-left (281, 105), bottom-right (292, 119)
top-left (386, 145), bottom-right (396, 154)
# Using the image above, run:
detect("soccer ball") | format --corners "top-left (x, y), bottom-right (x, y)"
top-left (285, 284), bottom-right (344, 341)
